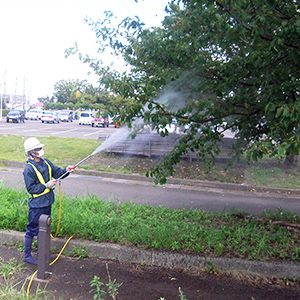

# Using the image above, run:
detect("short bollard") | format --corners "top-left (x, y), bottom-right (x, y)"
top-left (37, 214), bottom-right (52, 280)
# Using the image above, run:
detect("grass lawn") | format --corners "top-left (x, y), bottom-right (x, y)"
top-left (0, 134), bottom-right (300, 189)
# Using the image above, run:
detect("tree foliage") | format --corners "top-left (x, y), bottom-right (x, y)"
top-left (53, 79), bottom-right (98, 104)
top-left (68, 0), bottom-right (300, 184)
top-left (49, 79), bottom-right (130, 112)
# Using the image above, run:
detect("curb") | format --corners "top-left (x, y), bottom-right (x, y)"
top-left (2, 160), bottom-right (300, 195)
top-left (1, 230), bottom-right (300, 280)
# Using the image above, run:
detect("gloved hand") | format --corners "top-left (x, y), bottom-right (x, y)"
top-left (44, 179), bottom-right (57, 189)
top-left (66, 165), bottom-right (76, 173)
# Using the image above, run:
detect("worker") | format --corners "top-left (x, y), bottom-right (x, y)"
top-left (23, 137), bottom-right (76, 264)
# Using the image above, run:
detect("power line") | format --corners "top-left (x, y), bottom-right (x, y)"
top-left (117, 0), bottom-right (134, 18)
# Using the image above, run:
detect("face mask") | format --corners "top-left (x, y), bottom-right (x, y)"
top-left (36, 149), bottom-right (44, 158)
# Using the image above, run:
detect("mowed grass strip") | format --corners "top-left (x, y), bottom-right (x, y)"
top-left (0, 135), bottom-right (99, 166)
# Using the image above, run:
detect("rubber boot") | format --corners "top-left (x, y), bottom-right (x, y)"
top-left (23, 236), bottom-right (37, 264)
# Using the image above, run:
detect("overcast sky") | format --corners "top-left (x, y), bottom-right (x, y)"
top-left (0, 0), bottom-right (170, 103)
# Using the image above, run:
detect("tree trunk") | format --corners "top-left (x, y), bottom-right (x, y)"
top-left (284, 154), bottom-right (300, 168)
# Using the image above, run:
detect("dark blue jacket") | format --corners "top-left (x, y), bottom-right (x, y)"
top-left (23, 158), bottom-right (67, 208)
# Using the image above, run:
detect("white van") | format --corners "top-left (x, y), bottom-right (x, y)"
top-left (26, 109), bottom-right (44, 120)
top-left (78, 112), bottom-right (95, 125)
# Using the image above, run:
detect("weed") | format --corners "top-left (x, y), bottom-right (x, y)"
top-left (0, 279), bottom-right (53, 299)
top-left (203, 260), bottom-right (218, 275)
top-left (0, 258), bottom-right (24, 280)
top-left (50, 246), bottom-right (59, 254)
top-left (158, 287), bottom-right (188, 300)
top-left (178, 287), bottom-right (188, 300)
top-left (15, 241), bottom-right (24, 252)
top-left (90, 264), bottom-right (123, 300)
top-left (89, 276), bottom-right (106, 300)
top-left (262, 207), bottom-right (300, 223)
top-left (105, 264), bottom-right (123, 299)
top-left (67, 243), bottom-right (89, 259)
top-left (32, 240), bottom-right (38, 251)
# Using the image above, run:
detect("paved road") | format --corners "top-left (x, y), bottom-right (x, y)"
top-left (1, 168), bottom-right (299, 216)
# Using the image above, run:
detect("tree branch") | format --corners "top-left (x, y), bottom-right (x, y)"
top-left (235, 213), bottom-right (300, 230)
top-left (214, 0), bottom-right (299, 49)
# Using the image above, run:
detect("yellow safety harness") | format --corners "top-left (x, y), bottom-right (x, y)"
top-left (27, 160), bottom-right (62, 238)
top-left (27, 160), bottom-right (54, 198)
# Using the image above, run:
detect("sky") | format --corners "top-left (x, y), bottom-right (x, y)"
top-left (0, 0), bottom-right (170, 104)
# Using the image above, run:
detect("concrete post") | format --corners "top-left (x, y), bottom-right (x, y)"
top-left (37, 214), bottom-right (51, 279)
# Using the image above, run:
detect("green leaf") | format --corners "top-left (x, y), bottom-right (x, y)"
top-left (282, 108), bottom-right (289, 117)
top-left (293, 144), bottom-right (300, 156)
top-left (277, 147), bottom-right (286, 157)
top-left (275, 107), bottom-right (284, 118)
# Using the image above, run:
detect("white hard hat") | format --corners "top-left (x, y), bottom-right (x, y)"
top-left (24, 137), bottom-right (44, 152)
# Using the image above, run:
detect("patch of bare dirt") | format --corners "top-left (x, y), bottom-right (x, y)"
top-left (87, 152), bottom-right (247, 184)
top-left (2, 244), bottom-right (299, 300)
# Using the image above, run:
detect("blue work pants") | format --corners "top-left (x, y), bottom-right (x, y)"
top-left (25, 205), bottom-right (51, 238)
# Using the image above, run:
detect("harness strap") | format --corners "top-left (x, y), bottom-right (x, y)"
top-left (27, 160), bottom-right (53, 198)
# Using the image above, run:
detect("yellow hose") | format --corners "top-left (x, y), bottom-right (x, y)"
top-left (50, 180), bottom-right (62, 238)
top-left (26, 235), bottom-right (73, 298)
top-left (49, 235), bottom-right (74, 266)
top-left (26, 270), bottom-right (37, 297)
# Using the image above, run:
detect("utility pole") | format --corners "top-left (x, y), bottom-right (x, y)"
top-left (0, 94), bottom-right (2, 122)
top-left (14, 76), bottom-right (18, 109)
top-left (0, 70), bottom-right (6, 121)
top-left (23, 75), bottom-right (26, 110)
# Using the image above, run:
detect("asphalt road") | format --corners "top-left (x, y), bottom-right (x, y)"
top-left (1, 168), bottom-right (299, 216)
top-left (0, 119), bottom-right (300, 215)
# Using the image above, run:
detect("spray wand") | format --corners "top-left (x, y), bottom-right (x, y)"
top-left (56, 127), bottom-right (128, 181)
top-left (56, 153), bottom-right (93, 181)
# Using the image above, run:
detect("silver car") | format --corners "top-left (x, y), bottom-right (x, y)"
top-left (41, 111), bottom-right (60, 124)
top-left (58, 110), bottom-right (73, 122)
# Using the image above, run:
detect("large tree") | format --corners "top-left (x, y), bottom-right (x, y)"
top-left (53, 79), bottom-right (100, 104)
top-left (68, 0), bottom-right (300, 183)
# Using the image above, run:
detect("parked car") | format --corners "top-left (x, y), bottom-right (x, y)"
top-left (26, 109), bottom-right (44, 120)
top-left (41, 111), bottom-right (60, 123)
top-left (58, 110), bottom-right (73, 122)
top-left (6, 110), bottom-right (26, 123)
top-left (78, 112), bottom-right (95, 125)
top-left (91, 116), bottom-right (109, 127)
top-left (159, 118), bottom-right (179, 134)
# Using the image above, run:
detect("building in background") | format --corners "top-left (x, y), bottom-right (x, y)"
top-left (2, 94), bottom-right (29, 110)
